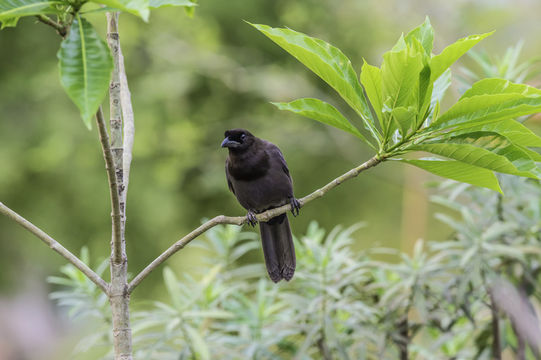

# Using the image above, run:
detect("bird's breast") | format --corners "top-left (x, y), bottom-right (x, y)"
top-left (227, 151), bottom-right (270, 181)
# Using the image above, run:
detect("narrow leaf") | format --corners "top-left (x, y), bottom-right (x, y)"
top-left (185, 325), bottom-right (210, 360)
top-left (58, 15), bottom-right (113, 129)
top-left (430, 32), bottom-right (493, 82)
top-left (0, 0), bottom-right (62, 21)
top-left (272, 98), bottom-right (368, 142)
top-left (163, 267), bottom-right (183, 310)
top-left (89, 0), bottom-right (149, 21)
top-left (250, 23), bottom-right (379, 141)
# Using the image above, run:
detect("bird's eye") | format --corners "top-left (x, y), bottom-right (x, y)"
top-left (240, 133), bottom-right (246, 141)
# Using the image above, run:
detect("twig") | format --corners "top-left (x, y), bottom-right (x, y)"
top-left (128, 154), bottom-right (382, 293)
top-left (36, 15), bottom-right (67, 37)
top-left (0, 202), bottom-right (108, 293)
top-left (96, 107), bottom-right (123, 265)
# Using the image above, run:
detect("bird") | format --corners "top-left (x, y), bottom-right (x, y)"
top-left (221, 129), bottom-right (300, 282)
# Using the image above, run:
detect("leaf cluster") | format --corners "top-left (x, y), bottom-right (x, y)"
top-left (255, 18), bottom-right (541, 192)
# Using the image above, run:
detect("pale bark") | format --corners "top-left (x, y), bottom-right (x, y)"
top-left (105, 12), bottom-right (133, 360)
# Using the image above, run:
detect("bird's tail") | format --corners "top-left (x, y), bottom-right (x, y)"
top-left (259, 213), bottom-right (296, 283)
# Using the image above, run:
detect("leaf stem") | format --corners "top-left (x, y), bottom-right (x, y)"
top-left (36, 14), bottom-right (67, 37)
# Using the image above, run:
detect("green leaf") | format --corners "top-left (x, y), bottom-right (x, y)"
top-left (272, 98), bottom-right (369, 143)
top-left (447, 118), bottom-right (541, 148)
top-left (360, 60), bottom-right (383, 127)
top-left (410, 132), bottom-right (540, 178)
top-left (431, 68), bottom-right (452, 106)
top-left (401, 159), bottom-right (501, 192)
top-left (430, 32), bottom-right (493, 82)
top-left (89, 0), bottom-right (149, 21)
top-left (0, 16), bottom-right (18, 28)
top-left (58, 15), bottom-right (112, 129)
top-left (149, 0), bottom-right (196, 9)
top-left (381, 43), bottom-right (424, 111)
top-left (430, 93), bottom-right (541, 132)
top-left (405, 17), bottom-right (434, 55)
top-left (461, 78), bottom-right (541, 98)
top-left (250, 23), bottom-right (378, 141)
top-left (0, 0), bottom-right (63, 21)
top-left (380, 44), bottom-right (424, 137)
top-left (391, 106), bottom-right (416, 137)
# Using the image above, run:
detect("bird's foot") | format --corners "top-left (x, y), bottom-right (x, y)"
top-left (246, 210), bottom-right (258, 227)
top-left (289, 197), bottom-right (301, 217)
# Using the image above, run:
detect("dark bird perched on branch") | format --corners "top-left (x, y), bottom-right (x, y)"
top-left (221, 129), bottom-right (300, 282)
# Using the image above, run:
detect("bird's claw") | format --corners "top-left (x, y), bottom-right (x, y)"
top-left (246, 210), bottom-right (258, 227)
top-left (290, 197), bottom-right (301, 217)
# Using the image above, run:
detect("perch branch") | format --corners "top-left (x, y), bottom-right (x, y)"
top-left (96, 107), bottom-right (123, 265)
top-left (128, 154), bottom-right (382, 293)
top-left (0, 202), bottom-right (108, 293)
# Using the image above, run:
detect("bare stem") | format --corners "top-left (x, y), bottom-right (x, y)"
top-left (0, 202), bottom-right (108, 293)
top-left (128, 154), bottom-right (382, 293)
top-left (96, 107), bottom-right (123, 265)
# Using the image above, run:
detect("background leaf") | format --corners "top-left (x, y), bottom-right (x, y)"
top-left (58, 15), bottom-right (113, 129)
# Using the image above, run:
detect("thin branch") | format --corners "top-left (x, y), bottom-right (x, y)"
top-left (128, 154), bottom-right (382, 293)
top-left (96, 107), bottom-right (123, 265)
top-left (0, 202), bottom-right (108, 293)
top-left (36, 15), bottom-right (67, 37)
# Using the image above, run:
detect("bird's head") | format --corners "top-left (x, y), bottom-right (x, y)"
top-left (221, 129), bottom-right (255, 151)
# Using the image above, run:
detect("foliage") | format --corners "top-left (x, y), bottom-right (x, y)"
top-left (0, 0), bottom-right (196, 127)
top-left (254, 18), bottom-right (541, 192)
top-left (48, 210), bottom-right (541, 359)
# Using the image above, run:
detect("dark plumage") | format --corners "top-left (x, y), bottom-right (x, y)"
top-left (221, 129), bottom-right (300, 282)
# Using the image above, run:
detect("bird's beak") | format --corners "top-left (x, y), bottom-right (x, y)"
top-left (221, 137), bottom-right (240, 148)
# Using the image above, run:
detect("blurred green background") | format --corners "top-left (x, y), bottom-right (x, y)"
top-left (1, 0), bottom-right (541, 357)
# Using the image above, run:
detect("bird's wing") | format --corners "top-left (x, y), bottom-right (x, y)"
top-left (225, 159), bottom-right (235, 194)
top-left (267, 143), bottom-right (291, 179)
